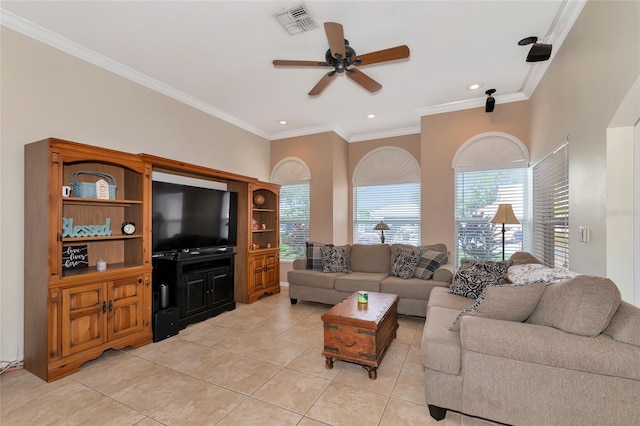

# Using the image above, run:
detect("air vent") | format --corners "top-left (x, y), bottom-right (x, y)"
top-left (273, 4), bottom-right (318, 35)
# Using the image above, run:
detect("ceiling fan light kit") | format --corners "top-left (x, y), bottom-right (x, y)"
top-left (518, 36), bottom-right (553, 62)
top-left (272, 21), bottom-right (410, 96)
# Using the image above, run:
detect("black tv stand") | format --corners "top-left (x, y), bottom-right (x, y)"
top-left (152, 251), bottom-right (236, 339)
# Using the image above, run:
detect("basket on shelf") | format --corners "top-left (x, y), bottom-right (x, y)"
top-left (70, 171), bottom-right (117, 199)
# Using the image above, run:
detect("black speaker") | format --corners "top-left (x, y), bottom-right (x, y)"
top-left (527, 43), bottom-right (552, 62)
top-left (153, 307), bottom-right (179, 342)
top-left (485, 97), bottom-right (495, 113)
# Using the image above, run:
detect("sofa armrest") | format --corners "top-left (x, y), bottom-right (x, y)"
top-left (460, 316), bottom-right (640, 381)
top-left (433, 263), bottom-right (454, 284)
top-left (292, 258), bottom-right (307, 270)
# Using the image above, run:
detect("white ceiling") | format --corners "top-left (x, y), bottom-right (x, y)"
top-left (1, 1), bottom-right (585, 142)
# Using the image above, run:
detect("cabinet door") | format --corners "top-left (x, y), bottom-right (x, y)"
top-left (61, 282), bottom-right (106, 357)
top-left (249, 255), bottom-right (266, 293)
top-left (264, 253), bottom-right (279, 290)
top-left (180, 271), bottom-right (209, 319)
top-left (210, 268), bottom-right (231, 308)
top-left (107, 275), bottom-right (145, 341)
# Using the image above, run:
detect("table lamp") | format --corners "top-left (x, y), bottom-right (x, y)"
top-left (489, 204), bottom-right (520, 260)
top-left (374, 221), bottom-right (390, 243)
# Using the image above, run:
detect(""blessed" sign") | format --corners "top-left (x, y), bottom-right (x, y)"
top-left (62, 217), bottom-right (112, 238)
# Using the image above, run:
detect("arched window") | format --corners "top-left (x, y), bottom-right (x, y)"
top-left (353, 147), bottom-right (421, 245)
top-left (453, 132), bottom-right (529, 265)
top-left (271, 158), bottom-right (311, 260)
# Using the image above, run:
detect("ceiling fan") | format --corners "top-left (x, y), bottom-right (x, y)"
top-left (273, 22), bottom-right (410, 96)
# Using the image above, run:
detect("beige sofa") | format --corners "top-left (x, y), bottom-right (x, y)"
top-left (287, 243), bottom-right (453, 316)
top-left (421, 255), bottom-right (640, 425)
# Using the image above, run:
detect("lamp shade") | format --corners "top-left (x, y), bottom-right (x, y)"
top-left (489, 204), bottom-right (520, 224)
top-left (373, 221), bottom-right (390, 231)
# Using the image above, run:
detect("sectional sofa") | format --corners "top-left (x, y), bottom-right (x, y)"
top-left (421, 253), bottom-right (640, 425)
top-left (287, 243), bottom-right (453, 316)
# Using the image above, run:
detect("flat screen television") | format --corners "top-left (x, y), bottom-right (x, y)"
top-left (152, 178), bottom-right (238, 254)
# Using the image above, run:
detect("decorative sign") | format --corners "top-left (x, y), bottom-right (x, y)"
top-left (62, 218), bottom-right (112, 238)
top-left (62, 245), bottom-right (89, 270)
top-left (95, 179), bottom-right (110, 200)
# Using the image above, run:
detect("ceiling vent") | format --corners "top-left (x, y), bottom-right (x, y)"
top-left (273, 4), bottom-right (318, 35)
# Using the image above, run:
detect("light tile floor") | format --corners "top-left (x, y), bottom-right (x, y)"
top-left (1, 287), bottom-right (498, 425)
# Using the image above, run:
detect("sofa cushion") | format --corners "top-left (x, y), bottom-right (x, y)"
top-left (287, 269), bottom-right (345, 290)
top-left (306, 241), bottom-right (332, 270)
top-left (432, 264), bottom-right (454, 284)
top-left (527, 275), bottom-right (622, 337)
top-left (381, 276), bottom-right (448, 300)
top-left (506, 263), bottom-right (579, 285)
top-left (449, 259), bottom-right (512, 299)
top-left (349, 244), bottom-right (390, 273)
top-left (427, 287), bottom-right (474, 311)
top-left (321, 245), bottom-right (351, 273)
top-left (508, 251), bottom-right (544, 265)
top-left (603, 301), bottom-right (640, 347)
top-left (422, 306), bottom-right (463, 375)
top-left (414, 250), bottom-right (448, 280)
top-left (449, 282), bottom-right (546, 331)
top-left (390, 247), bottom-right (421, 279)
top-left (334, 272), bottom-right (385, 293)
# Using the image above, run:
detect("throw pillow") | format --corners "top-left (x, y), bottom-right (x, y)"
top-left (306, 241), bottom-right (332, 270)
top-left (449, 282), bottom-right (546, 331)
top-left (320, 245), bottom-right (351, 273)
top-left (527, 275), bottom-right (621, 337)
top-left (391, 247), bottom-right (422, 279)
top-left (506, 263), bottom-right (579, 285)
top-left (449, 259), bottom-right (512, 299)
top-left (414, 249), bottom-right (448, 280)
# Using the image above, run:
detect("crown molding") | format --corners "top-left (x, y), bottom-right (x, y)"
top-left (0, 8), bottom-right (270, 140)
top-left (349, 126), bottom-right (421, 143)
top-left (415, 92), bottom-right (529, 117)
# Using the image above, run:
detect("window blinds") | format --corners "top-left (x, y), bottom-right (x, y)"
top-left (454, 168), bottom-right (527, 264)
top-left (279, 183), bottom-right (310, 260)
top-left (353, 183), bottom-right (421, 245)
top-left (532, 143), bottom-right (569, 268)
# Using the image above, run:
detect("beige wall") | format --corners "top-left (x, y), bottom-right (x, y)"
top-left (1, 28), bottom-right (271, 363)
top-left (270, 132), bottom-right (349, 244)
top-left (528, 0), bottom-right (640, 279)
top-left (421, 101), bottom-right (531, 254)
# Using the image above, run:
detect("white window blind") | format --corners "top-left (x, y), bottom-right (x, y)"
top-left (279, 183), bottom-right (310, 260)
top-left (532, 143), bottom-right (569, 268)
top-left (354, 183), bottom-right (420, 245)
top-left (455, 169), bottom-right (527, 265)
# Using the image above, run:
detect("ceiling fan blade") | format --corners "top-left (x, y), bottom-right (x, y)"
top-left (324, 22), bottom-right (346, 59)
top-left (346, 69), bottom-right (382, 93)
top-left (308, 71), bottom-right (336, 96)
top-left (273, 60), bottom-right (330, 67)
top-left (354, 45), bottom-right (410, 66)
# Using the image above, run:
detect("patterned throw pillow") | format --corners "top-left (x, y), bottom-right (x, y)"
top-left (450, 259), bottom-right (513, 299)
top-left (391, 247), bottom-right (422, 279)
top-left (414, 250), bottom-right (448, 280)
top-left (448, 282), bottom-right (546, 331)
top-left (320, 245), bottom-right (351, 273)
top-left (306, 241), bottom-right (332, 270)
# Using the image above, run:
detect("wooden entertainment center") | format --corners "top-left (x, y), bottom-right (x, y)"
top-left (23, 138), bottom-right (280, 382)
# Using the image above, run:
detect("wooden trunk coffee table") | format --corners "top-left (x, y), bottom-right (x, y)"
top-left (321, 291), bottom-right (399, 379)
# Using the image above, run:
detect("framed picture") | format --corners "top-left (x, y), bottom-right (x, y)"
top-left (62, 245), bottom-right (89, 270)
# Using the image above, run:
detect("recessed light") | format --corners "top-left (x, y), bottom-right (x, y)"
top-left (467, 83), bottom-right (482, 90)
top-left (279, 120), bottom-right (287, 125)
top-left (366, 113), bottom-right (376, 119)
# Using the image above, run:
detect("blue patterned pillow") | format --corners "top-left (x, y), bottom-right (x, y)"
top-left (391, 247), bottom-right (422, 279)
top-left (450, 259), bottom-right (513, 298)
top-left (321, 245), bottom-right (351, 273)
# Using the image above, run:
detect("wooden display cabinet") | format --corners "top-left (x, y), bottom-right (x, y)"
top-left (245, 182), bottom-right (280, 303)
top-left (24, 138), bottom-right (152, 382)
